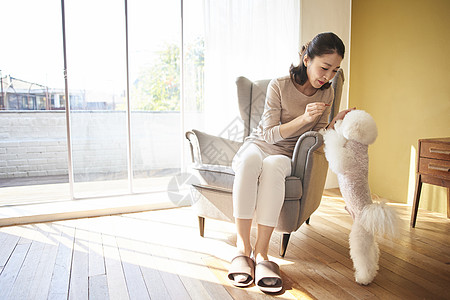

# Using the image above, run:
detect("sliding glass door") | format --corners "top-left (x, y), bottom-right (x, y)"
top-left (64, 0), bottom-right (129, 198)
top-left (127, 0), bottom-right (182, 193)
top-left (0, 0), bottom-right (200, 204)
top-left (0, 0), bottom-right (70, 206)
top-left (1, 0), bottom-right (298, 206)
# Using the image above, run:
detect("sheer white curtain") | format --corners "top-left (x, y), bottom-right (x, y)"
top-left (202, 0), bottom-right (300, 138)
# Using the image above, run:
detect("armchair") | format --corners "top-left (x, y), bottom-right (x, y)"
top-left (185, 69), bottom-right (344, 257)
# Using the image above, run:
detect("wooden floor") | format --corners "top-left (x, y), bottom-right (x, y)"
top-left (0, 193), bottom-right (449, 300)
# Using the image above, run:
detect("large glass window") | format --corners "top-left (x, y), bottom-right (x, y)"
top-left (182, 0), bottom-right (206, 147)
top-left (0, 0), bottom-right (69, 206)
top-left (64, 0), bottom-right (129, 198)
top-left (0, 0), bottom-right (298, 207)
top-left (128, 0), bottom-right (182, 193)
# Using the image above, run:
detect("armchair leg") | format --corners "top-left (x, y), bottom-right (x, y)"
top-left (198, 216), bottom-right (205, 237)
top-left (306, 217), bottom-right (310, 225)
top-left (280, 233), bottom-right (291, 257)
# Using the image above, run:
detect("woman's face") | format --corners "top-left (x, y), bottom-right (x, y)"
top-left (304, 53), bottom-right (342, 89)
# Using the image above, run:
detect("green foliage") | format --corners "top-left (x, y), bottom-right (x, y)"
top-left (130, 38), bottom-right (204, 111)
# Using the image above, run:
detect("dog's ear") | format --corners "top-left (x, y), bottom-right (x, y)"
top-left (342, 110), bottom-right (378, 145)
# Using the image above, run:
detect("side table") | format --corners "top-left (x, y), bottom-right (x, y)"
top-left (410, 137), bottom-right (450, 227)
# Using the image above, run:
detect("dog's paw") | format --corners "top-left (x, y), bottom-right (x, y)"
top-left (355, 270), bottom-right (376, 285)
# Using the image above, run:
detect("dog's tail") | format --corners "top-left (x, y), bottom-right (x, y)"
top-left (359, 202), bottom-right (400, 238)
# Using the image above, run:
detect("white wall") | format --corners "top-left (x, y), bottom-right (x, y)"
top-left (0, 111), bottom-right (186, 179)
top-left (300, 0), bottom-right (352, 188)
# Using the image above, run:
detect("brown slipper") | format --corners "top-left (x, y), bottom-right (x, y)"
top-left (255, 260), bottom-right (283, 293)
top-left (227, 255), bottom-right (255, 287)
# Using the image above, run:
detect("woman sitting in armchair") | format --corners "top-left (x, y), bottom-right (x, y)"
top-left (228, 32), bottom-right (352, 293)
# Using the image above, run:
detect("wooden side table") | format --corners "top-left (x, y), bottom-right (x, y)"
top-left (411, 137), bottom-right (450, 227)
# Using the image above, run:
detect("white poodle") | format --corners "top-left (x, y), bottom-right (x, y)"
top-left (323, 110), bottom-right (399, 285)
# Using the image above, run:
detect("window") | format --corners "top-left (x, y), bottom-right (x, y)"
top-left (0, 0), bottom-right (70, 205)
top-left (0, 0), bottom-right (299, 207)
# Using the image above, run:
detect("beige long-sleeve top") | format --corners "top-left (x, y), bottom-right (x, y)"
top-left (244, 75), bottom-right (333, 158)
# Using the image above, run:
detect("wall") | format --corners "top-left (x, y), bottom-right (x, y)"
top-left (350, 0), bottom-right (450, 213)
top-left (0, 111), bottom-right (184, 180)
top-left (300, 0), bottom-right (352, 188)
top-left (301, 0), bottom-right (352, 110)
top-left (0, 111), bottom-right (68, 178)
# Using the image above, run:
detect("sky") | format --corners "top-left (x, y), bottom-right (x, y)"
top-left (0, 0), bottom-right (203, 92)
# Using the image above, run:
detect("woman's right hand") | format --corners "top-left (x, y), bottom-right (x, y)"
top-left (303, 102), bottom-right (329, 123)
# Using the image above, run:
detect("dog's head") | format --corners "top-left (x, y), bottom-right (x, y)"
top-left (337, 110), bottom-right (378, 145)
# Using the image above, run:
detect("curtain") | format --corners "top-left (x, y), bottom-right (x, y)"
top-left (202, 0), bottom-right (300, 139)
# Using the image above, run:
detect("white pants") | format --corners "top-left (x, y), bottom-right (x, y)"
top-left (232, 143), bottom-right (292, 227)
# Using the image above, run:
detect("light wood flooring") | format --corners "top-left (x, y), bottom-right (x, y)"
top-left (0, 192), bottom-right (449, 300)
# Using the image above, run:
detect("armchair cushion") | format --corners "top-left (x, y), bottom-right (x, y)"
top-left (285, 176), bottom-right (303, 200)
top-left (193, 164), bottom-right (303, 201)
top-left (194, 164), bottom-right (235, 191)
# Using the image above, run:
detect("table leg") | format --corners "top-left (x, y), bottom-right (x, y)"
top-left (411, 173), bottom-right (422, 228)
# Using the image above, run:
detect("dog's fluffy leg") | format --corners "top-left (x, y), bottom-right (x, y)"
top-left (323, 129), bottom-right (354, 174)
top-left (349, 222), bottom-right (379, 285)
top-left (360, 202), bottom-right (400, 238)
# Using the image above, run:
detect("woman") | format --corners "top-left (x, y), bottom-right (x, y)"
top-left (228, 32), bottom-right (353, 292)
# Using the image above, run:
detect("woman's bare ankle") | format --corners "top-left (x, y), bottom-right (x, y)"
top-left (254, 251), bottom-right (269, 264)
top-left (236, 242), bottom-right (252, 257)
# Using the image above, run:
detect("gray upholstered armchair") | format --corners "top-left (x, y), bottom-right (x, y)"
top-left (185, 69), bottom-right (344, 257)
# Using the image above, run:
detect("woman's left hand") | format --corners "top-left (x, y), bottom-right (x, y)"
top-left (327, 107), bottom-right (356, 130)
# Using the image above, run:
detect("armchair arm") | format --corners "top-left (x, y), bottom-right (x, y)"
top-left (291, 131), bottom-right (324, 180)
top-left (291, 131), bottom-right (329, 228)
top-left (185, 129), bottom-right (243, 167)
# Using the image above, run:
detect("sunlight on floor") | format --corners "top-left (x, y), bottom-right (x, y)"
top-left (2, 197), bottom-right (449, 299)
top-left (0, 176), bottom-right (175, 207)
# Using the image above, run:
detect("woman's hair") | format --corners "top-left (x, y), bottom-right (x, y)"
top-left (289, 32), bottom-right (345, 90)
